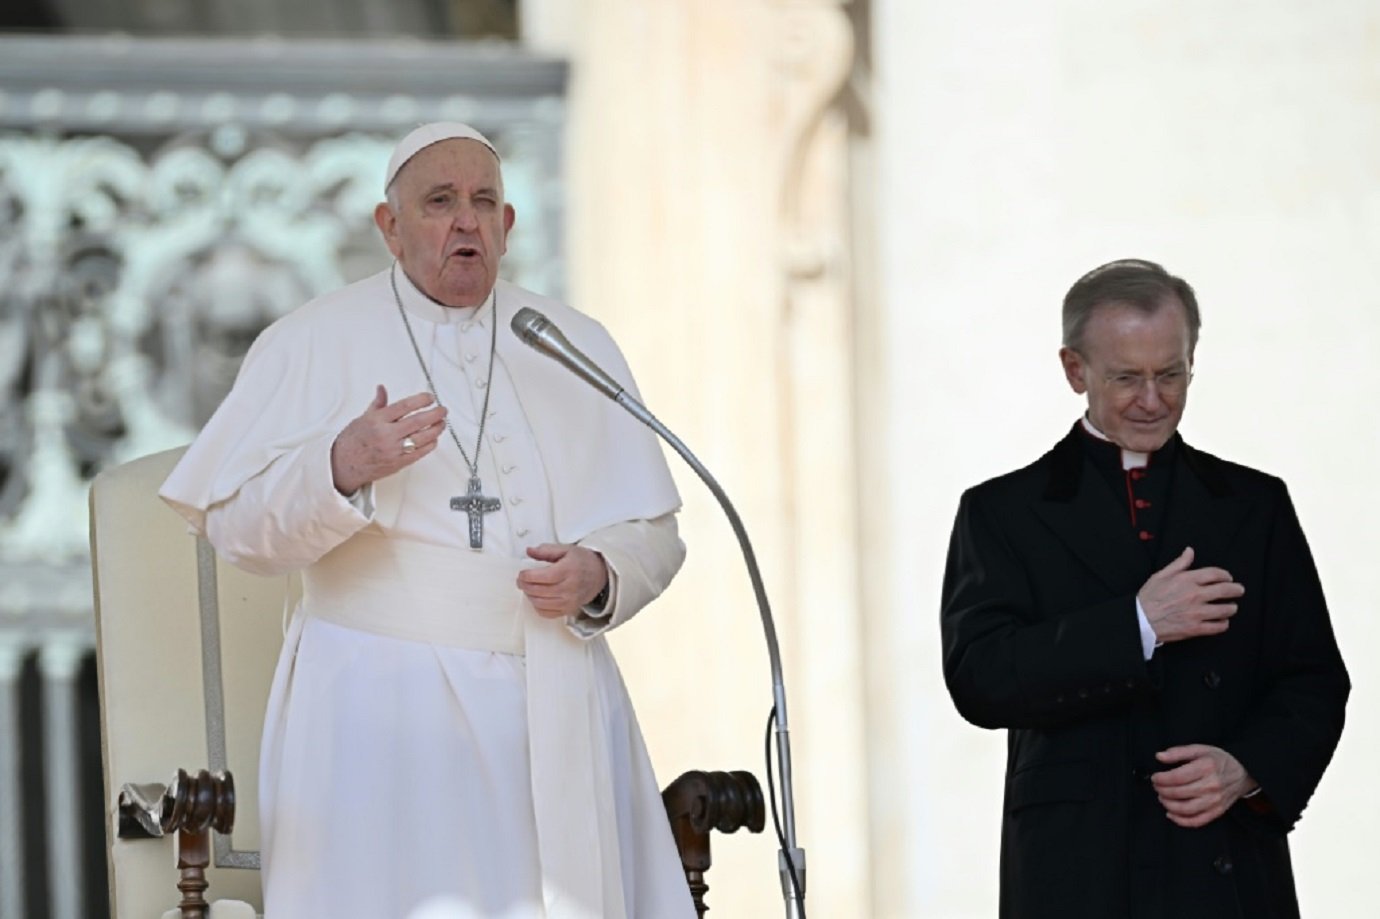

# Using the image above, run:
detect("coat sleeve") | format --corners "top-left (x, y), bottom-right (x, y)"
top-left (566, 512), bottom-right (685, 638)
top-left (1221, 484), bottom-right (1349, 832)
top-left (941, 487), bottom-right (1155, 730)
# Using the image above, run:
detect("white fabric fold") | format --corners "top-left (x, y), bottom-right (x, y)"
top-left (159, 270), bottom-right (680, 543)
top-left (302, 533), bottom-right (627, 918)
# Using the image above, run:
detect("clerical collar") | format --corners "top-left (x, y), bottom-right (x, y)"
top-left (392, 267), bottom-right (497, 327)
top-left (1079, 416), bottom-right (1150, 470)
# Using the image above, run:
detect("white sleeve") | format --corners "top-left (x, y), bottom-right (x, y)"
top-left (1135, 597), bottom-right (1160, 661)
top-left (203, 428), bottom-right (372, 577)
top-left (565, 512), bottom-right (685, 639)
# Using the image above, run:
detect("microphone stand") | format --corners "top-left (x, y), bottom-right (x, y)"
top-left (608, 390), bottom-right (806, 919)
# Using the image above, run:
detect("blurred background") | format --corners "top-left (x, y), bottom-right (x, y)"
top-left (1, 1), bottom-right (1376, 916)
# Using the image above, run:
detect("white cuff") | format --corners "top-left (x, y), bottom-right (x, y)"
top-left (343, 481), bottom-right (375, 519)
top-left (1135, 597), bottom-right (1160, 660)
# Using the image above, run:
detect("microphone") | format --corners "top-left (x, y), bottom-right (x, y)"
top-left (510, 305), bottom-right (807, 918)
top-left (510, 307), bottom-right (627, 402)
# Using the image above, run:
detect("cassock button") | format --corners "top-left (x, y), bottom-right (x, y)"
top-left (1077, 688), bottom-right (1089, 700)
top-left (510, 496), bottom-right (524, 506)
top-left (1130, 469), bottom-right (1145, 481)
top-left (1139, 530), bottom-right (1153, 541)
top-left (1212, 856), bottom-right (1234, 876)
top-left (1203, 670), bottom-right (1222, 690)
top-left (502, 464), bottom-right (516, 474)
top-left (1135, 498), bottom-right (1150, 509)
top-left (476, 379), bottom-right (488, 389)
top-left (516, 527), bottom-right (529, 538)
top-left (465, 353), bottom-right (477, 363)
top-left (492, 433), bottom-right (506, 443)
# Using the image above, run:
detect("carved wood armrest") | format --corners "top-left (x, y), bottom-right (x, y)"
top-left (117, 768), bottom-right (236, 919)
top-left (663, 769), bottom-right (765, 917)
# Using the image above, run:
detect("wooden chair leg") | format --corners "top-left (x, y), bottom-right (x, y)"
top-left (176, 826), bottom-right (210, 919)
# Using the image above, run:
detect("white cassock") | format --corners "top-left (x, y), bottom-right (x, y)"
top-left (160, 268), bottom-right (698, 919)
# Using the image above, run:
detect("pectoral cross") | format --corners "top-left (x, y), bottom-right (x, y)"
top-left (450, 476), bottom-right (502, 549)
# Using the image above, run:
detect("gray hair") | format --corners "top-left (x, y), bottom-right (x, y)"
top-left (1062, 258), bottom-right (1201, 354)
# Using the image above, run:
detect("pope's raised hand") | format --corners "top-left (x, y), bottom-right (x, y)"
top-left (331, 385), bottom-right (447, 496)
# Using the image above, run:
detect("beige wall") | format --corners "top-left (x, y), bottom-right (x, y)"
top-left (873, 1), bottom-right (1380, 916)
top-left (552, 1), bottom-right (869, 917)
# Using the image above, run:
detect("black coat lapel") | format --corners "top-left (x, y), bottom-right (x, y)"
top-left (1155, 439), bottom-right (1253, 567)
top-left (1032, 428), bottom-right (1153, 596)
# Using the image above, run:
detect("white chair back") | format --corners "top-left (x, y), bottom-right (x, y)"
top-left (91, 447), bottom-right (287, 917)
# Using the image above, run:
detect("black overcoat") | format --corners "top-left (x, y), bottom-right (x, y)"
top-left (941, 425), bottom-right (1349, 919)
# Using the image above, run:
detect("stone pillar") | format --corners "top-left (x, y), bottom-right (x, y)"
top-left (0, 640), bottom-right (26, 919)
top-left (39, 640), bottom-right (87, 919)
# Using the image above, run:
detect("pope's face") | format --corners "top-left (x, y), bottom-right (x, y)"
top-left (374, 138), bottom-right (515, 308)
top-left (1059, 298), bottom-right (1194, 454)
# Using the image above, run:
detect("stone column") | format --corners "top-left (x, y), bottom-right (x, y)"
top-left (39, 639), bottom-right (87, 919)
top-left (0, 640), bottom-right (26, 919)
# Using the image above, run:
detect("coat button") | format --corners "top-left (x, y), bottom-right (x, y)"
top-left (1212, 856), bottom-right (1233, 875)
top-left (1203, 670), bottom-right (1222, 689)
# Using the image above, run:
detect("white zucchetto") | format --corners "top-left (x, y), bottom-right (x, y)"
top-left (384, 122), bottom-right (500, 193)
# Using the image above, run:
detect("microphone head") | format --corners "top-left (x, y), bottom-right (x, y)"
top-left (511, 307), bottom-right (549, 346)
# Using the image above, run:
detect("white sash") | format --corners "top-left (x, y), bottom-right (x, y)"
top-left (302, 532), bottom-right (627, 919)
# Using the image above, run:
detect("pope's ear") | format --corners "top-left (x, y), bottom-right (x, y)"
top-left (374, 202), bottom-right (402, 257)
top-left (1059, 346), bottom-right (1088, 394)
top-left (500, 203), bottom-right (516, 253)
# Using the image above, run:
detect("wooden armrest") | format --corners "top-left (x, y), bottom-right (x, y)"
top-left (663, 769), bottom-right (765, 917)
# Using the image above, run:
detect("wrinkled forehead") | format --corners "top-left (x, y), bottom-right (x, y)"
top-left (1083, 299), bottom-right (1194, 366)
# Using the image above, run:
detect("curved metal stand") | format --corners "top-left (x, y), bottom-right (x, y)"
top-left (509, 310), bottom-right (807, 916)
top-left (614, 392), bottom-right (807, 919)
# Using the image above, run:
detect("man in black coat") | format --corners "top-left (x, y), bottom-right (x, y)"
top-left (941, 259), bottom-right (1349, 919)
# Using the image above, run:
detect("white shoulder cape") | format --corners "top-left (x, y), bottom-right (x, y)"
top-left (159, 270), bottom-right (681, 541)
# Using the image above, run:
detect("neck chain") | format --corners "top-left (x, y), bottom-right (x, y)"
top-left (390, 262), bottom-right (502, 548)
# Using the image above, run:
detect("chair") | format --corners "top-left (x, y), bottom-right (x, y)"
top-left (91, 447), bottom-right (281, 918)
top-left (90, 448), bottom-right (764, 917)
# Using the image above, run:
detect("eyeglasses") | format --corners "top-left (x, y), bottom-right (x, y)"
top-left (1102, 368), bottom-right (1193, 397)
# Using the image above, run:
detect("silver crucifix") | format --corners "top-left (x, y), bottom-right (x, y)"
top-left (450, 476), bottom-right (502, 549)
